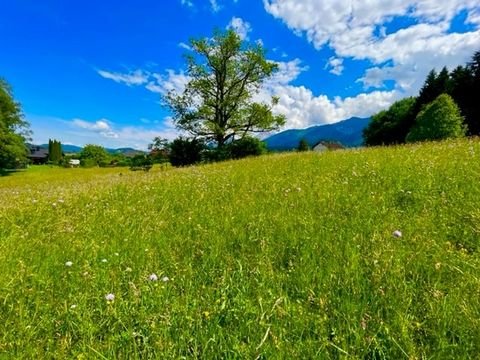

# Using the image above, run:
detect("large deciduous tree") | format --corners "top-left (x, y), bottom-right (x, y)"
top-left (164, 29), bottom-right (285, 147)
top-left (406, 94), bottom-right (466, 143)
top-left (0, 78), bottom-right (30, 169)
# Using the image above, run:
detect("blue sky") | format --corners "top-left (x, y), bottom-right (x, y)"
top-left (1, 0), bottom-right (479, 149)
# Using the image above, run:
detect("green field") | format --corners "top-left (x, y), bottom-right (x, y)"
top-left (1, 139), bottom-right (480, 358)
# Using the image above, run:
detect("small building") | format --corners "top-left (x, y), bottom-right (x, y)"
top-left (27, 146), bottom-right (49, 164)
top-left (69, 159), bottom-right (80, 167)
top-left (312, 141), bottom-right (344, 153)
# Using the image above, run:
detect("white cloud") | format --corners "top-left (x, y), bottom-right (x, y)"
top-left (264, 0), bottom-right (480, 93)
top-left (149, 70), bottom-right (190, 95)
top-left (326, 57), bottom-right (344, 76)
top-left (72, 118), bottom-right (119, 139)
top-left (227, 17), bottom-right (252, 40)
top-left (178, 42), bottom-right (193, 51)
top-left (181, 0), bottom-right (194, 8)
top-left (258, 59), bottom-right (401, 128)
top-left (29, 114), bottom-right (179, 150)
top-left (97, 69), bottom-right (149, 86)
top-left (210, 0), bottom-right (220, 12)
top-left (98, 68), bottom-right (190, 96)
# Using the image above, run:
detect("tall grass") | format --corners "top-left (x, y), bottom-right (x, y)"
top-left (1, 139), bottom-right (479, 358)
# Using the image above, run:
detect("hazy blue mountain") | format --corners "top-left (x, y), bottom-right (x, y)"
top-left (39, 144), bottom-right (144, 156)
top-left (264, 117), bottom-right (371, 151)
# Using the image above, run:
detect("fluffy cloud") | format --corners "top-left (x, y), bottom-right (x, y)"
top-left (98, 68), bottom-right (190, 96)
top-left (227, 17), bottom-right (252, 40)
top-left (97, 69), bottom-right (149, 86)
top-left (264, 0), bottom-right (480, 93)
top-left (64, 117), bottom-right (178, 149)
top-left (72, 118), bottom-right (119, 139)
top-left (326, 57), bottom-right (344, 76)
top-left (259, 59), bottom-right (401, 128)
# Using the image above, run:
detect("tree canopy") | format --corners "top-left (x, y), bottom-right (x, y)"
top-left (164, 29), bottom-right (285, 147)
top-left (363, 49), bottom-right (480, 145)
top-left (363, 97), bottom-right (416, 146)
top-left (406, 94), bottom-right (466, 143)
top-left (79, 144), bottom-right (110, 167)
top-left (0, 78), bottom-right (30, 169)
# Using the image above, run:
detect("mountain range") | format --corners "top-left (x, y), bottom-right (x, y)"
top-left (38, 144), bottom-right (145, 156)
top-left (264, 117), bottom-right (371, 151)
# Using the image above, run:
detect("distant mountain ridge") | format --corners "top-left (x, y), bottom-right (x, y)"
top-left (264, 117), bottom-right (370, 151)
top-left (38, 144), bottom-right (145, 156)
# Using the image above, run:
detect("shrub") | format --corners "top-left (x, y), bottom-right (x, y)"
top-left (168, 137), bottom-right (205, 167)
top-left (228, 137), bottom-right (266, 159)
top-left (406, 94), bottom-right (466, 143)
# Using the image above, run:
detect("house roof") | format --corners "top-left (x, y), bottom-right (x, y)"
top-left (27, 146), bottom-right (49, 159)
top-left (313, 141), bottom-right (344, 150)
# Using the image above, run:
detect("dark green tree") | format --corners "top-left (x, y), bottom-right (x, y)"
top-left (165, 29), bottom-right (285, 147)
top-left (297, 138), bottom-right (310, 151)
top-left (48, 139), bottom-right (62, 163)
top-left (363, 97), bottom-right (416, 145)
top-left (406, 94), bottom-right (466, 143)
top-left (168, 137), bottom-right (205, 167)
top-left (229, 136), bottom-right (266, 159)
top-left (0, 78), bottom-right (30, 169)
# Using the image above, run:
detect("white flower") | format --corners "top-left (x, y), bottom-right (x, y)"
top-left (101, 259), bottom-right (108, 263)
top-left (70, 304), bottom-right (77, 309)
top-left (65, 261), bottom-right (73, 267)
top-left (114, 252), bottom-right (119, 256)
top-left (125, 267), bottom-right (133, 272)
top-left (393, 230), bottom-right (402, 238)
top-left (105, 293), bottom-right (115, 301)
top-left (148, 273), bottom-right (158, 281)
top-left (161, 276), bottom-right (170, 282)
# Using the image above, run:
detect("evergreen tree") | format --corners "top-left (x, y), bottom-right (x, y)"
top-left (297, 139), bottom-right (310, 151)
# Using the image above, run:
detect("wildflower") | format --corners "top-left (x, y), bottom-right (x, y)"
top-left (125, 267), bottom-right (133, 272)
top-left (101, 259), bottom-right (108, 263)
top-left (148, 273), bottom-right (158, 281)
top-left (392, 230), bottom-right (402, 238)
top-left (105, 293), bottom-right (115, 301)
top-left (161, 276), bottom-right (170, 282)
top-left (70, 304), bottom-right (77, 309)
top-left (58, 199), bottom-right (64, 203)
top-left (65, 261), bottom-right (73, 267)
top-left (114, 252), bottom-right (119, 256)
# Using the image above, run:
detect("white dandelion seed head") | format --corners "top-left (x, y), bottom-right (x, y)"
top-left (65, 261), bottom-right (73, 267)
top-left (393, 230), bottom-right (402, 238)
top-left (105, 293), bottom-right (115, 301)
top-left (148, 273), bottom-right (158, 281)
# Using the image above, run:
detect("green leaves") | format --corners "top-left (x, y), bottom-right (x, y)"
top-left (165, 29), bottom-right (284, 146)
top-left (406, 94), bottom-right (466, 143)
top-left (0, 78), bottom-right (30, 169)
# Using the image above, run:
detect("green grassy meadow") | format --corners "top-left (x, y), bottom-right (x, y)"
top-left (1, 139), bottom-right (480, 358)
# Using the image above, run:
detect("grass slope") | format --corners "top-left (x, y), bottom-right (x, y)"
top-left (1, 139), bottom-right (479, 358)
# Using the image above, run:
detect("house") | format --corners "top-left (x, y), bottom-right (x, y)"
top-left (69, 159), bottom-right (80, 167)
top-left (27, 145), bottom-right (49, 164)
top-left (312, 141), bottom-right (344, 152)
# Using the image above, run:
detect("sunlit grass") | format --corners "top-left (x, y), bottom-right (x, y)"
top-left (1, 138), bottom-right (479, 358)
